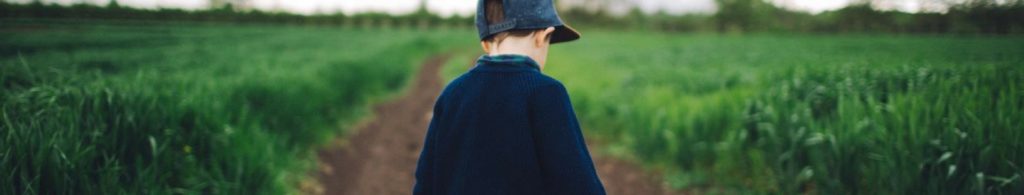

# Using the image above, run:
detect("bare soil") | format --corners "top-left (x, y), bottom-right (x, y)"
top-left (311, 54), bottom-right (679, 195)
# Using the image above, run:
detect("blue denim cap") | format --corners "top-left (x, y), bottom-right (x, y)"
top-left (475, 0), bottom-right (581, 44)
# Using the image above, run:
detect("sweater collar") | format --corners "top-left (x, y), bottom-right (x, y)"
top-left (473, 54), bottom-right (541, 72)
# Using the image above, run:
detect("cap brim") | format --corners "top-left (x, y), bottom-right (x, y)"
top-left (550, 24), bottom-right (581, 44)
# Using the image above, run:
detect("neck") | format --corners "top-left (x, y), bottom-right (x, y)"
top-left (489, 43), bottom-right (533, 57)
top-left (489, 51), bottom-right (531, 57)
top-left (488, 40), bottom-right (545, 69)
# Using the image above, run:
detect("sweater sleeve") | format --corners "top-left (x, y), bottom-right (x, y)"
top-left (528, 83), bottom-right (606, 195)
top-left (413, 95), bottom-right (443, 195)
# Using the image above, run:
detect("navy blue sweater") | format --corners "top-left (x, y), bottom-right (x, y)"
top-left (413, 55), bottom-right (606, 195)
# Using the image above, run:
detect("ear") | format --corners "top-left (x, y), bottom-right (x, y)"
top-left (481, 41), bottom-right (491, 54)
top-left (534, 27), bottom-right (556, 47)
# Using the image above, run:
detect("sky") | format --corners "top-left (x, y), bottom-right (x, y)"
top-left (8, 0), bottom-right (940, 16)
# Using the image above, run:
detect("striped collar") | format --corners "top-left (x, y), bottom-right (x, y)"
top-left (473, 54), bottom-right (541, 72)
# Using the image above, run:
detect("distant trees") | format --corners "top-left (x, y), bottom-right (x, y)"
top-left (208, 0), bottom-right (252, 12)
top-left (0, 0), bottom-right (1020, 34)
top-left (557, 0), bottom-right (1022, 34)
top-left (947, 0), bottom-right (1024, 34)
top-left (706, 0), bottom-right (1024, 34)
top-left (713, 0), bottom-right (769, 32)
top-left (829, 3), bottom-right (900, 32)
top-left (0, 1), bottom-right (473, 30)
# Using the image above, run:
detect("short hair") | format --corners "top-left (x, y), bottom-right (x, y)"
top-left (484, 0), bottom-right (536, 43)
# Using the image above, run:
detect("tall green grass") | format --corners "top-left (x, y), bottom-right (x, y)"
top-left (548, 32), bottom-right (1024, 194)
top-left (0, 20), bottom-right (473, 194)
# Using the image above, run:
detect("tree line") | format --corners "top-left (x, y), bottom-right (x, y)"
top-left (562, 0), bottom-right (1024, 34)
top-left (1, 0), bottom-right (1022, 34)
top-left (0, 1), bottom-right (474, 30)
top-left (710, 0), bottom-right (1024, 34)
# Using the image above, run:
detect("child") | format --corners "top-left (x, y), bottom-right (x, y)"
top-left (413, 0), bottom-right (606, 194)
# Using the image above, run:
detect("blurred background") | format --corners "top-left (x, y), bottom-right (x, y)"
top-left (2, 0), bottom-right (1023, 33)
top-left (1, 0), bottom-right (1023, 194)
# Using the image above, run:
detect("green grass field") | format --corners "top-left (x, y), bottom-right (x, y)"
top-left (1, 20), bottom-right (472, 194)
top-left (546, 32), bottom-right (1024, 194)
top-left (4, 19), bottom-right (1024, 194)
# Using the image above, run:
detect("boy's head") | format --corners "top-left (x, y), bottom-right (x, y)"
top-left (476, 0), bottom-right (580, 67)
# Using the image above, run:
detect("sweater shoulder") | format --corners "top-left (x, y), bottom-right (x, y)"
top-left (525, 72), bottom-right (564, 89)
top-left (523, 73), bottom-right (571, 102)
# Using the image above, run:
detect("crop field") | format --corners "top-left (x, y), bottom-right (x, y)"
top-left (0, 20), bottom-right (471, 194)
top-left (545, 32), bottom-right (1024, 193)
top-left (4, 18), bottom-right (1023, 194)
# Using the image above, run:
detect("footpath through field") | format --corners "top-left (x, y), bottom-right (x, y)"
top-left (311, 54), bottom-right (677, 195)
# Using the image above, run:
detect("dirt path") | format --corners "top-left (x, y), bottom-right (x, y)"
top-left (312, 54), bottom-right (678, 195)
